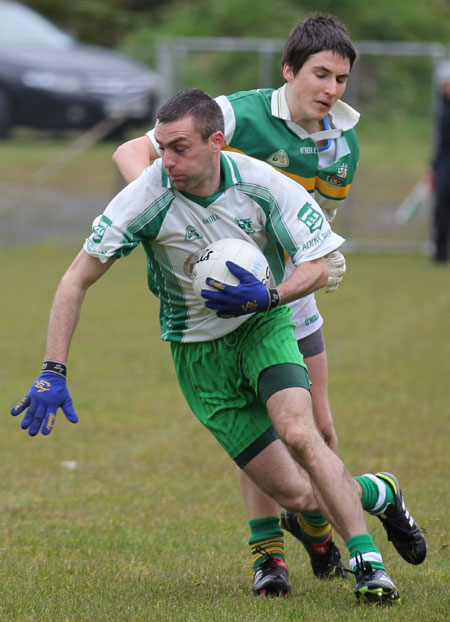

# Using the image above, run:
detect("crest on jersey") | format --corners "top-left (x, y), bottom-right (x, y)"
top-left (235, 218), bottom-right (256, 234)
top-left (92, 215), bottom-right (112, 243)
top-left (185, 225), bottom-right (203, 241)
top-left (297, 202), bottom-right (323, 232)
top-left (327, 163), bottom-right (348, 186)
top-left (267, 150), bottom-right (289, 167)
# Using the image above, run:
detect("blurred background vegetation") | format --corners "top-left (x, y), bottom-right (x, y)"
top-left (26, 0), bottom-right (450, 47)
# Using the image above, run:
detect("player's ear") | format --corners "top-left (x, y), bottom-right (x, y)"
top-left (210, 130), bottom-right (225, 153)
top-left (282, 63), bottom-right (295, 82)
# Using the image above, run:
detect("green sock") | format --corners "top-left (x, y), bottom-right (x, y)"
top-left (355, 473), bottom-right (395, 514)
top-left (249, 516), bottom-right (285, 569)
top-left (346, 534), bottom-right (384, 571)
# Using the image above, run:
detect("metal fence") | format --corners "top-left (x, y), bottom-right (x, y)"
top-left (154, 38), bottom-right (450, 254)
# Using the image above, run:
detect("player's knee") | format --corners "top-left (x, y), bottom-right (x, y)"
top-left (280, 423), bottom-right (319, 465)
top-left (318, 422), bottom-right (338, 452)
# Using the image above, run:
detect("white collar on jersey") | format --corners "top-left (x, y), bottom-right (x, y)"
top-left (270, 83), bottom-right (360, 140)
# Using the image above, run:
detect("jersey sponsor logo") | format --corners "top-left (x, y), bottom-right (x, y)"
top-left (267, 150), bottom-right (289, 167)
top-left (202, 213), bottom-right (220, 224)
top-left (235, 218), bottom-right (256, 234)
top-left (305, 313), bottom-right (319, 326)
top-left (301, 230), bottom-right (331, 251)
top-left (327, 163), bottom-right (348, 186)
top-left (297, 202), bottom-right (323, 232)
top-left (300, 146), bottom-right (318, 154)
top-left (184, 225), bottom-right (203, 241)
top-left (92, 215), bottom-right (112, 243)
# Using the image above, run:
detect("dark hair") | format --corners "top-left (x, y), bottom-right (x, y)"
top-left (156, 88), bottom-right (224, 140)
top-left (282, 14), bottom-right (356, 76)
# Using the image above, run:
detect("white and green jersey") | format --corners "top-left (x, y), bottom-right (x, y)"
top-left (84, 151), bottom-right (344, 343)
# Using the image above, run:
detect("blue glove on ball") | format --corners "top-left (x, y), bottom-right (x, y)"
top-left (201, 261), bottom-right (271, 317)
top-left (11, 371), bottom-right (78, 436)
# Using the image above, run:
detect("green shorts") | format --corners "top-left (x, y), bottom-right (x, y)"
top-left (170, 305), bottom-right (310, 465)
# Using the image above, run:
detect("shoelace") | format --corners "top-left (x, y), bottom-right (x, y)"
top-left (253, 544), bottom-right (276, 567)
top-left (344, 551), bottom-right (374, 576)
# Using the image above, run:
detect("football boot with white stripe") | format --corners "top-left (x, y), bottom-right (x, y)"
top-left (353, 554), bottom-right (400, 604)
top-left (375, 472), bottom-right (427, 565)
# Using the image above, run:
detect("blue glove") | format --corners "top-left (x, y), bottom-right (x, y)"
top-left (201, 261), bottom-right (279, 318)
top-left (11, 369), bottom-right (78, 436)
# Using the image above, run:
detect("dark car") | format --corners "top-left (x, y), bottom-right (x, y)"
top-left (0, 0), bottom-right (163, 137)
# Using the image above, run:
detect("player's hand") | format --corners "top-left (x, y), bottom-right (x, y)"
top-left (201, 261), bottom-right (271, 317)
top-left (11, 372), bottom-right (78, 436)
top-left (325, 250), bottom-right (346, 293)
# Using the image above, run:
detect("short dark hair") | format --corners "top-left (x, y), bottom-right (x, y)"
top-left (156, 88), bottom-right (224, 140)
top-left (282, 14), bottom-right (356, 76)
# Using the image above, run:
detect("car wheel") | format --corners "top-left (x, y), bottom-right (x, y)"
top-left (0, 90), bottom-right (13, 139)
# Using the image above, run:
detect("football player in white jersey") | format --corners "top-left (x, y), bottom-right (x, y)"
top-left (13, 89), bottom-right (426, 603)
top-left (112, 14), bottom-right (358, 590)
top-left (112, 17), bottom-right (425, 598)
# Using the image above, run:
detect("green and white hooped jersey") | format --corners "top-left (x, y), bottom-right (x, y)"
top-left (84, 151), bottom-right (344, 343)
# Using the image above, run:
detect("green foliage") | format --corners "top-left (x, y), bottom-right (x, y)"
top-left (24, 0), bottom-right (450, 48)
top-left (351, 55), bottom-right (435, 123)
top-left (117, 0), bottom-right (449, 117)
top-left (121, 0), bottom-right (450, 46)
top-left (26, 0), bottom-right (166, 46)
top-left (1, 244), bottom-right (449, 621)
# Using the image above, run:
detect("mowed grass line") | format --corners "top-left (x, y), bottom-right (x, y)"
top-left (1, 244), bottom-right (449, 621)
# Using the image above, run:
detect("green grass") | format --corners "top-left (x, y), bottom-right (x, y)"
top-left (0, 135), bottom-right (121, 194)
top-left (1, 244), bottom-right (449, 621)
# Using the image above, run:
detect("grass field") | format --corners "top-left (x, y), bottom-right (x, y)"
top-left (1, 243), bottom-right (448, 621)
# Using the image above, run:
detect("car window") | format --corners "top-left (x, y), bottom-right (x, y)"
top-left (0, 2), bottom-right (75, 49)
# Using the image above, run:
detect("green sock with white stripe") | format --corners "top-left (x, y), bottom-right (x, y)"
top-left (354, 473), bottom-right (395, 515)
top-left (346, 534), bottom-right (385, 571)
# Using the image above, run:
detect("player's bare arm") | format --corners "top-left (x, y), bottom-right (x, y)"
top-left (46, 250), bottom-right (115, 363)
top-left (10, 249), bottom-right (114, 436)
top-left (276, 257), bottom-right (328, 304)
top-left (112, 135), bottom-right (158, 184)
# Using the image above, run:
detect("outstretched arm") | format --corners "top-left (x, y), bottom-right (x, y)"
top-left (112, 135), bottom-right (159, 184)
top-left (11, 250), bottom-right (115, 435)
top-left (45, 249), bottom-right (115, 363)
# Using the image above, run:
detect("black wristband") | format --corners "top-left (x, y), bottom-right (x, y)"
top-left (268, 288), bottom-right (281, 310)
top-left (42, 360), bottom-right (67, 378)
